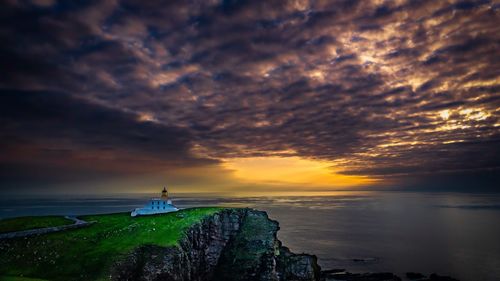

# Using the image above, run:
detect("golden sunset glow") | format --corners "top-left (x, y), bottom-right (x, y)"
top-left (222, 156), bottom-right (377, 188)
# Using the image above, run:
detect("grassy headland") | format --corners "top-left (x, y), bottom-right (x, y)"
top-left (0, 207), bottom-right (223, 281)
top-left (0, 217), bottom-right (73, 234)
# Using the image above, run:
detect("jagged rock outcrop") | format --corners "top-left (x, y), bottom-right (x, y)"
top-left (214, 210), bottom-right (320, 281)
top-left (277, 246), bottom-right (320, 281)
top-left (111, 209), bottom-right (320, 281)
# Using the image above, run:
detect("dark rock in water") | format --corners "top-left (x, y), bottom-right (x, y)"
top-left (321, 271), bottom-right (460, 281)
top-left (351, 258), bottom-right (378, 263)
top-left (424, 273), bottom-right (460, 281)
top-left (322, 272), bottom-right (401, 281)
top-left (321, 268), bottom-right (345, 275)
top-left (406, 272), bottom-right (426, 279)
top-left (111, 209), bottom-right (320, 281)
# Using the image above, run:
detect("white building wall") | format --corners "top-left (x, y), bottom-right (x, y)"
top-left (131, 199), bottom-right (179, 217)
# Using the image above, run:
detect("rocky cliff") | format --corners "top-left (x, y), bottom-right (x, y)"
top-left (111, 208), bottom-right (320, 281)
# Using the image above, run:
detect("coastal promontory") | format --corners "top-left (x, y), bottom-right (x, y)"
top-left (0, 208), bottom-right (320, 281)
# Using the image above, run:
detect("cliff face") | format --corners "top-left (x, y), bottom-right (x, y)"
top-left (111, 209), bottom-right (320, 281)
top-left (214, 210), bottom-right (320, 281)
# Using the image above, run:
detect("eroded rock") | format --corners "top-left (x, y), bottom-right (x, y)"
top-left (111, 209), bottom-right (320, 281)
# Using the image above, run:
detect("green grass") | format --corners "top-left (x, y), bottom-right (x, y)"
top-left (0, 276), bottom-right (48, 281)
top-left (0, 208), bottom-right (224, 281)
top-left (0, 216), bottom-right (73, 234)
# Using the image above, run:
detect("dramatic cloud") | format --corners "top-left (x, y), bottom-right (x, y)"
top-left (0, 0), bottom-right (499, 192)
top-left (0, 89), bottom-right (218, 187)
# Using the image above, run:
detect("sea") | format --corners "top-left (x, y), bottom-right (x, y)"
top-left (1, 191), bottom-right (499, 281)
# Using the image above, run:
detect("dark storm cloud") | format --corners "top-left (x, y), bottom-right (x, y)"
top-left (0, 89), bottom-right (215, 186)
top-left (0, 0), bottom-right (499, 190)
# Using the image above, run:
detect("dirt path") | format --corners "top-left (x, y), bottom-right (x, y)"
top-left (0, 216), bottom-right (93, 239)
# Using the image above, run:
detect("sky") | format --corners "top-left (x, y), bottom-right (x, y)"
top-left (0, 0), bottom-right (499, 195)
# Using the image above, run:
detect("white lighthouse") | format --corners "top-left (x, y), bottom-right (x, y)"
top-left (131, 187), bottom-right (179, 217)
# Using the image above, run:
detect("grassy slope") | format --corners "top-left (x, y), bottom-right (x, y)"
top-left (0, 217), bottom-right (73, 234)
top-left (0, 277), bottom-right (48, 281)
top-left (0, 207), bottom-right (223, 281)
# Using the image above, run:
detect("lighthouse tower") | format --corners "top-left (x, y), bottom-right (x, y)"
top-left (161, 186), bottom-right (172, 204)
top-left (131, 186), bottom-right (178, 216)
top-left (161, 187), bottom-right (168, 198)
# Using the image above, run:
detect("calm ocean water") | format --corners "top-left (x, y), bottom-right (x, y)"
top-left (1, 191), bottom-right (499, 281)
